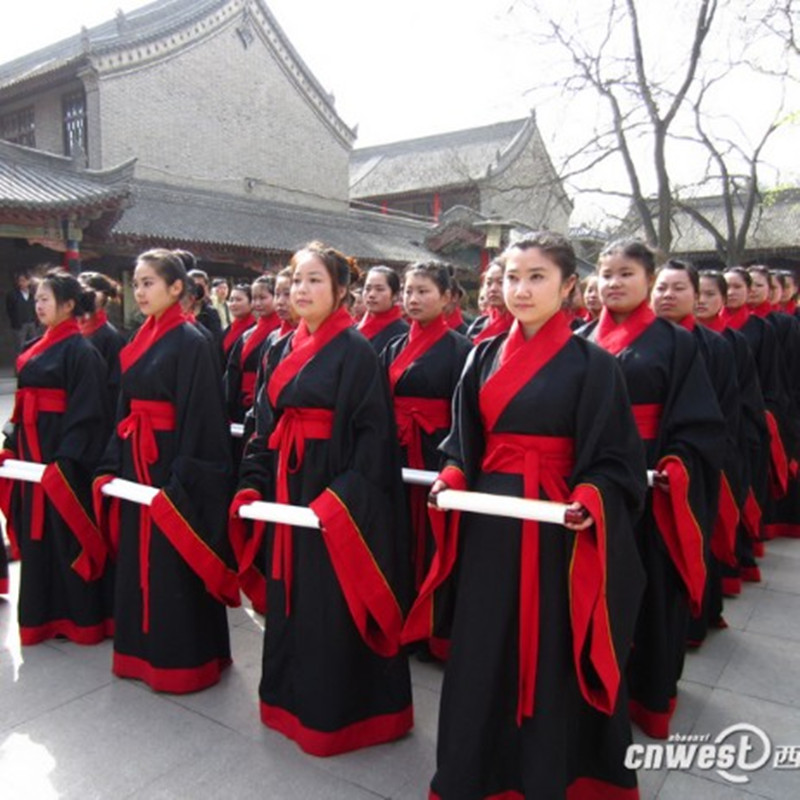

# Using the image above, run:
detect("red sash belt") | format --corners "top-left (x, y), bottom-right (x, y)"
top-left (481, 433), bottom-right (575, 724)
top-left (117, 399), bottom-right (176, 633)
top-left (241, 371), bottom-right (257, 408)
top-left (267, 407), bottom-right (334, 613)
top-left (632, 403), bottom-right (662, 441)
top-left (11, 387), bottom-right (67, 541)
top-left (394, 396), bottom-right (451, 588)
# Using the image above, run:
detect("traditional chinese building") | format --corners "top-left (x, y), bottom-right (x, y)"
top-left (350, 113), bottom-right (573, 271)
top-left (0, 0), bottom-right (431, 352)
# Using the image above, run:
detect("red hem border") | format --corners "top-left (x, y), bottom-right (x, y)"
top-left (260, 700), bottom-right (413, 757)
top-left (763, 523), bottom-right (800, 539)
top-left (20, 618), bottom-right (112, 646)
top-left (741, 566), bottom-right (762, 583)
top-left (0, 577), bottom-right (8, 595)
top-left (113, 651), bottom-right (231, 693)
top-left (629, 696), bottom-right (676, 740)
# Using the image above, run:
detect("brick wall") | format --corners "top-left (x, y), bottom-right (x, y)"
top-left (96, 20), bottom-right (351, 212)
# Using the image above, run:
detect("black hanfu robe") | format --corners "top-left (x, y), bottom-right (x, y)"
top-left (221, 313), bottom-right (255, 366)
top-left (406, 312), bottom-right (647, 800)
top-left (679, 316), bottom-right (742, 647)
top-left (722, 306), bottom-right (793, 560)
top-left (755, 303), bottom-right (800, 539)
top-left (356, 307), bottom-right (409, 355)
top-left (224, 313), bottom-right (280, 424)
top-left (702, 315), bottom-right (770, 594)
top-left (232, 306), bottom-right (412, 757)
top-left (79, 309), bottom-right (125, 427)
top-left (381, 315), bottom-right (471, 659)
top-left (95, 302), bottom-right (239, 693)
top-left (580, 303), bottom-right (725, 740)
top-left (0, 318), bottom-right (111, 645)
top-left (466, 306), bottom-right (513, 343)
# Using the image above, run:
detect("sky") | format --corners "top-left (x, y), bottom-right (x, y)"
top-left (2, 0), bottom-right (798, 225)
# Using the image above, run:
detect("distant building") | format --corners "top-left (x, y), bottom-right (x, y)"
top-left (350, 114), bottom-right (573, 271)
top-left (0, 0), bottom-right (431, 349)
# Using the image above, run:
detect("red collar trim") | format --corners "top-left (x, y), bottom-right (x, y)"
top-left (78, 309), bottom-right (108, 337)
top-left (267, 307), bottom-right (353, 406)
top-left (356, 305), bottom-right (403, 340)
top-left (594, 302), bottom-right (656, 355)
top-left (480, 311), bottom-right (573, 432)
top-left (241, 312), bottom-right (280, 364)
top-left (749, 301), bottom-right (773, 318)
top-left (473, 307), bottom-right (513, 343)
top-left (16, 317), bottom-right (80, 374)
top-left (698, 313), bottom-right (726, 333)
top-left (445, 306), bottom-right (464, 330)
top-left (388, 314), bottom-right (449, 394)
top-left (119, 302), bottom-right (186, 373)
top-left (720, 305), bottom-right (750, 330)
top-left (677, 314), bottom-right (696, 332)
top-left (223, 314), bottom-right (255, 354)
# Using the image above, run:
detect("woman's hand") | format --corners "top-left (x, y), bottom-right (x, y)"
top-left (427, 478), bottom-right (449, 507)
top-left (564, 501), bottom-right (594, 531)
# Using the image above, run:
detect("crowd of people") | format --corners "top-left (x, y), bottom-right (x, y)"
top-left (0, 232), bottom-right (798, 799)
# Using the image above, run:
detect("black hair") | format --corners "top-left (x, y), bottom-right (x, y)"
top-left (724, 266), bottom-right (752, 289)
top-left (138, 248), bottom-right (188, 298)
top-left (504, 231), bottom-right (577, 280)
top-left (403, 260), bottom-right (453, 295)
top-left (291, 241), bottom-right (360, 296)
top-left (252, 273), bottom-right (276, 295)
top-left (599, 238), bottom-right (658, 276)
top-left (657, 258), bottom-right (699, 294)
top-left (230, 283), bottom-right (252, 302)
top-left (78, 271), bottom-right (121, 306)
top-left (41, 267), bottom-right (95, 316)
top-left (173, 249), bottom-right (197, 272)
top-left (366, 265), bottom-right (401, 296)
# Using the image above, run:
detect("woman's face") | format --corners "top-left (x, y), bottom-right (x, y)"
top-left (747, 272), bottom-right (770, 306)
top-left (274, 276), bottom-right (292, 321)
top-left (403, 272), bottom-right (449, 325)
top-left (291, 252), bottom-right (343, 330)
top-left (782, 277), bottom-right (797, 304)
top-left (696, 277), bottom-right (726, 320)
top-left (652, 268), bottom-right (696, 323)
top-left (251, 284), bottom-right (274, 318)
top-left (132, 261), bottom-right (182, 319)
top-left (583, 277), bottom-right (602, 315)
top-left (503, 247), bottom-right (573, 337)
top-left (228, 288), bottom-right (252, 320)
top-left (364, 271), bottom-right (396, 314)
top-left (724, 272), bottom-right (749, 310)
top-left (597, 253), bottom-right (652, 315)
top-left (35, 283), bottom-right (74, 328)
top-left (483, 264), bottom-right (505, 309)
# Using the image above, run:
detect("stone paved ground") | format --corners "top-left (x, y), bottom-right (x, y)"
top-left (1, 388), bottom-right (799, 799)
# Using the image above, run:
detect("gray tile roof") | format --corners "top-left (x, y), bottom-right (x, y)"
top-left (0, 0), bottom-right (335, 122)
top-left (0, 140), bottom-right (134, 210)
top-left (112, 181), bottom-right (434, 264)
top-left (350, 117), bottom-right (534, 198)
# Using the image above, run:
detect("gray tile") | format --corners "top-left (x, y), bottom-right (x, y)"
top-left (165, 624), bottom-right (264, 740)
top-left (409, 656), bottom-right (445, 694)
top-left (717, 630), bottom-right (800, 708)
top-left (310, 682), bottom-right (438, 799)
top-left (126, 728), bottom-right (383, 800)
top-left (657, 770), bottom-right (771, 799)
top-left (745, 589), bottom-right (800, 643)
top-left (0, 641), bottom-right (113, 733)
top-left (682, 629), bottom-right (740, 687)
top-left (3, 680), bottom-right (238, 799)
top-left (719, 585), bottom-right (767, 631)
top-left (676, 688), bottom-right (800, 800)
